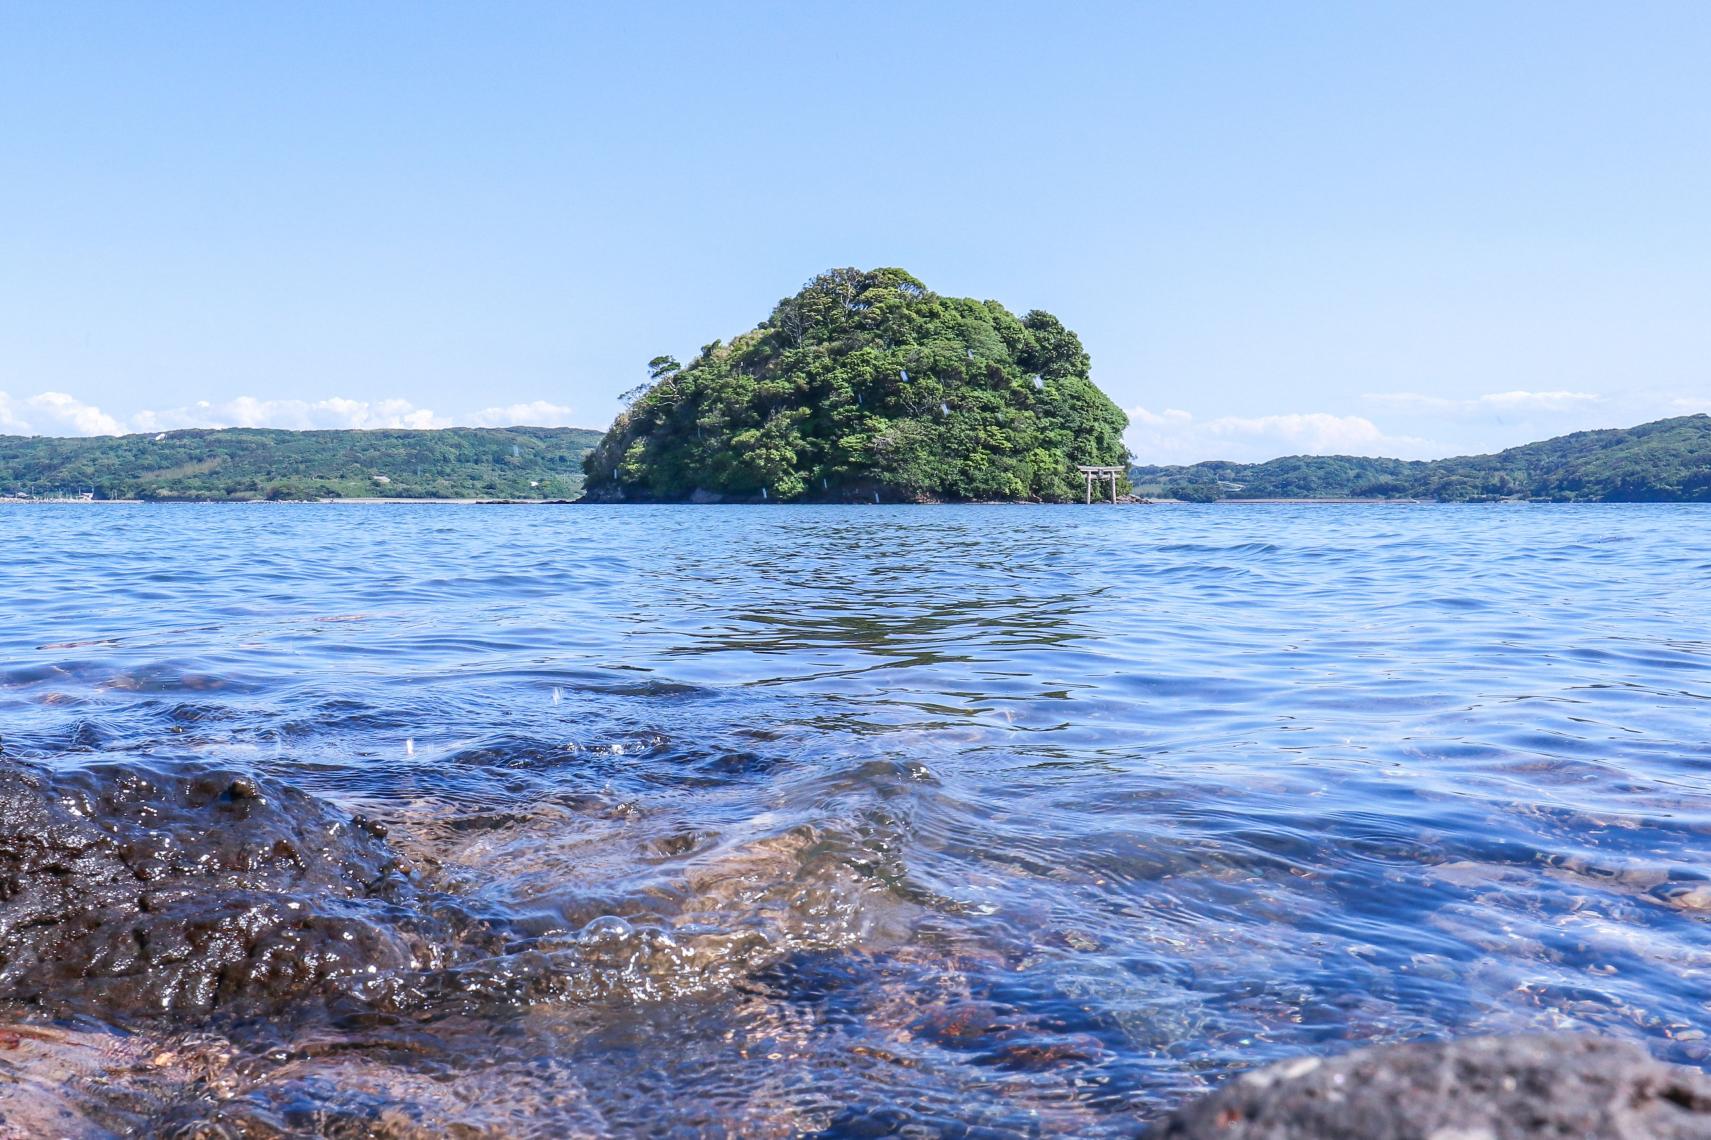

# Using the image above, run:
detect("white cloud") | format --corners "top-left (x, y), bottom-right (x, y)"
top-left (0, 391), bottom-right (596, 437)
top-left (1363, 390), bottom-right (1603, 414)
top-left (1479, 390), bottom-right (1602, 410)
top-left (1128, 405), bottom-right (1195, 428)
top-left (132, 396), bottom-right (450, 433)
top-left (0, 391), bottom-right (126, 436)
top-left (1669, 396), bottom-right (1711, 414)
top-left (27, 393), bottom-right (125, 435)
top-left (1208, 412), bottom-right (1395, 451)
top-left (1127, 405), bottom-right (1438, 465)
top-left (467, 400), bottom-right (579, 428)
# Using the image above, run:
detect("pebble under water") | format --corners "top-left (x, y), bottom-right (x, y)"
top-left (1, 502), bottom-right (1708, 1138)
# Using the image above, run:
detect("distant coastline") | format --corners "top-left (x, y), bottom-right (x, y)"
top-left (2, 491), bottom-right (1700, 507)
top-left (3, 414), bottom-right (1707, 504)
top-left (0, 425), bottom-right (601, 503)
top-left (1133, 414), bottom-right (1710, 504)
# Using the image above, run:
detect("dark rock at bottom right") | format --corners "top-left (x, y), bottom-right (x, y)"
top-left (1148, 1034), bottom-right (1711, 1139)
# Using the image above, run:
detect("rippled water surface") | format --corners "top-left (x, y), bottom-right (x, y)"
top-left (3, 503), bottom-right (1709, 1136)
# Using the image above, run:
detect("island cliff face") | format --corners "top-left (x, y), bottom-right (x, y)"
top-left (580, 268), bottom-right (1130, 502)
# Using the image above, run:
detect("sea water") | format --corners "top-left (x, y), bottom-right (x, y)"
top-left (1, 503), bottom-right (1707, 1135)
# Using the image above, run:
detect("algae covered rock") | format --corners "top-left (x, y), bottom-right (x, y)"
top-left (581, 268), bottom-right (1130, 502)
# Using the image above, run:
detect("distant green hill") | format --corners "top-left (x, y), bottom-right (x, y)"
top-left (1132, 415), bottom-right (1711, 502)
top-left (0, 426), bottom-right (603, 501)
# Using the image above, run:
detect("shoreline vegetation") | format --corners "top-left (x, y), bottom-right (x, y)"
top-left (3, 414), bottom-right (1706, 505)
top-left (3, 492), bottom-right (1699, 507)
top-left (1, 410), bottom-right (1706, 510)
top-left (3, 416), bottom-right (1708, 506)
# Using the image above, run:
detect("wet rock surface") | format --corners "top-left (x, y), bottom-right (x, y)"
top-left (1148, 1034), bottom-right (1711, 1139)
top-left (7, 750), bottom-right (1711, 1137)
top-left (0, 752), bottom-right (966, 1136)
top-left (0, 757), bottom-right (487, 1022)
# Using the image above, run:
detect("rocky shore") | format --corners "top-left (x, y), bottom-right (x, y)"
top-left (3, 753), bottom-right (1708, 1137)
top-left (1150, 1034), bottom-right (1711, 1139)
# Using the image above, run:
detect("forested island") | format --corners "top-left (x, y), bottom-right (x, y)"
top-left (1133, 414), bottom-right (1711, 503)
top-left (579, 268), bottom-right (1132, 502)
top-left (0, 426), bottom-right (600, 501)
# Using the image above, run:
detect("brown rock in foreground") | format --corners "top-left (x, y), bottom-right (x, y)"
top-left (0, 757), bottom-right (482, 1022)
top-left (1149, 1034), bottom-right (1711, 1139)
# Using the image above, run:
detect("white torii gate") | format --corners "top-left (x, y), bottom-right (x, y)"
top-left (1076, 465), bottom-right (1124, 504)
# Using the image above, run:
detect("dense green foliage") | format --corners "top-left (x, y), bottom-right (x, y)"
top-left (0, 427), bottom-right (601, 501)
top-left (581, 268), bottom-right (1131, 502)
top-left (1132, 415), bottom-right (1711, 502)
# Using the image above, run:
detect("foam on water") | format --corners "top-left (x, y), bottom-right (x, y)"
top-left (1, 503), bottom-right (1708, 1136)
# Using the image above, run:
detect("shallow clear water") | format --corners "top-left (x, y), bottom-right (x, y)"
top-left (3, 503), bottom-right (1709, 1136)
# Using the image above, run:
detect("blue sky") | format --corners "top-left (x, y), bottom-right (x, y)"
top-left (2, 1), bottom-right (1707, 461)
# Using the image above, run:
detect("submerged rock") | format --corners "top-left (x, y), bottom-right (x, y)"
top-left (0, 750), bottom-right (910, 1031)
top-left (0, 757), bottom-right (481, 1021)
top-left (1148, 1034), bottom-right (1711, 1139)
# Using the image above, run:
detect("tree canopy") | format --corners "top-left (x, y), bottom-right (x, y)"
top-left (581, 268), bottom-right (1131, 502)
